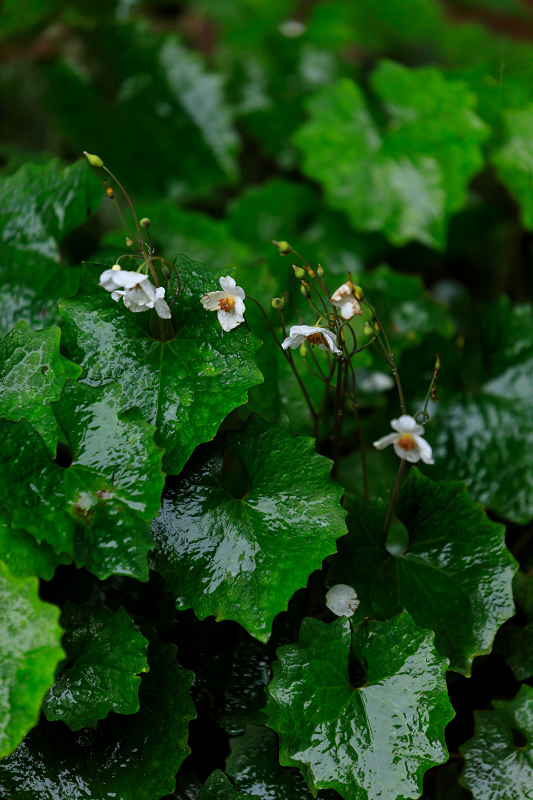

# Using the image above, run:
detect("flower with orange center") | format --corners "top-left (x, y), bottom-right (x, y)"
top-left (373, 415), bottom-right (434, 464)
top-left (200, 276), bottom-right (246, 332)
top-left (331, 280), bottom-right (363, 320)
top-left (281, 324), bottom-right (342, 355)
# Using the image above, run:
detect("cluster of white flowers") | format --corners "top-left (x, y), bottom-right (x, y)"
top-left (99, 266), bottom-right (171, 319)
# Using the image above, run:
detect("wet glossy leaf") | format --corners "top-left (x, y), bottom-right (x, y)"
top-left (494, 570), bottom-right (533, 680)
top-left (428, 298), bottom-right (533, 524)
top-left (42, 602), bottom-right (149, 730)
top-left (295, 61), bottom-right (488, 248)
top-left (60, 258), bottom-right (263, 475)
top-left (150, 414), bottom-right (346, 641)
top-left (459, 684), bottom-right (533, 800)
top-left (0, 509), bottom-right (70, 581)
top-left (327, 469), bottom-right (517, 674)
top-left (0, 158), bottom-right (101, 336)
top-left (266, 612), bottom-right (453, 800)
top-left (493, 105), bottom-right (533, 229)
top-left (0, 561), bottom-right (64, 758)
top-left (197, 770), bottom-right (244, 799)
top-left (0, 322), bottom-right (81, 454)
top-left (0, 632), bottom-right (196, 800)
top-left (0, 380), bottom-right (165, 580)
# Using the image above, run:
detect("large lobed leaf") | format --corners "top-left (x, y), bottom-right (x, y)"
top-left (0, 509), bottom-right (70, 581)
top-left (294, 60), bottom-right (488, 249)
top-left (150, 414), bottom-right (347, 641)
top-left (43, 602), bottom-right (149, 731)
top-left (0, 380), bottom-right (165, 580)
top-left (0, 321), bottom-right (81, 454)
top-left (0, 632), bottom-right (196, 800)
top-left (0, 561), bottom-right (64, 759)
top-left (327, 469), bottom-right (517, 675)
top-left (60, 257), bottom-right (263, 475)
top-left (266, 612), bottom-right (454, 800)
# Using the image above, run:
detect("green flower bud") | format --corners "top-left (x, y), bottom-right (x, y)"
top-left (293, 264), bottom-right (306, 279)
top-left (83, 151), bottom-right (104, 168)
top-left (364, 321), bottom-right (374, 337)
top-left (271, 297), bottom-right (285, 310)
top-left (162, 264), bottom-right (171, 279)
top-left (272, 239), bottom-right (292, 255)
top-left (352, 284), bottom-right (364, 300)
top-left (140, 218), bottom-right (151, 229)
top-left (300, 282), bottom-right (310, 298)
top-left (126, 237), bottom-right (133, 247)
top-left (299, 342), bottom-right (307, 358)
top-left (317, 264), bottom-right (325, 277)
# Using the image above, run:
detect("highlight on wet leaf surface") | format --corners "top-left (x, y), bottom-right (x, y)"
top-left (150, 414), bottom-right (347, 642)
top-left (327, 469), bottom-right (517, 675)
top-left (294, 61), bottom-right (488, 248)
top-left (42, 602), bottom-right (149, 730)
top-left (0, 321), bottom-right (81, 455)
top-left (266, 612), bottom-right (454, 800)
top-left (0, 632), bottom-right (196, 800)
top-left (0, 561), bottom-right (64, 759)
top-left (60, 256), bottom-right (263, 475)
top-left (0, 380), bottom-right (165, 581)
top-left (459, 685), bottom-right (533, 800)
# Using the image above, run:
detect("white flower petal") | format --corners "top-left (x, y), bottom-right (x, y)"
top-left (219, 275), bottom-right (237, 292)
top-left (326, 584), bottom-right (360, 617)
top-left (373, 432), bottom-right (400, 450)
top-left (99, 269), bottom-right (121, 292)
top-left (331, 282), bottom-right (352, 302)
top-left (218, 308), bottom-right (242, 331)
top-left (391, 415), bottom-right (423, 434)
top-left (413, 435), bottom-right (434, 465)
top-left (154, 297), bottom-right (172, 319)
top-left (201, 291), bottom-right (227, 311)
top-left (110, 290), bottom-right (124, 302)
top-left (282, 333), bottom-right (305, 349)
top-left (234, 297), bottom-right (246, 317)
top-left (393, 442), bottom-right (421, 463)
top-left (122, 294), bottom-right (148, 313)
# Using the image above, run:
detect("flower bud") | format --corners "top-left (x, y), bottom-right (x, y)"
top-left (140, 218), bottom-right (151, 229)
top-left (104, 180), bottom-right (114, 199)
top-left (307, 269), bottom-right (316, 279)
top-left (317, 264), bottom-right (325, 277)
top-left (293, 264), bottom-right (306, 279)
top-left (364, 321), bottom-right (374, 337)
top-left (272, 240), bottom-right (292, 255)
top-left (300, 282), bottom-right (310, 298)
top-left (352, 284), bottom-right (364, 300)
top-left (299, 342), bottom-right (307, 358)
top-left (83, 151), bottom-right (104, 168)
top-left (271, 297), bottom-right (285, 310)
top-left (111, 264), bottom-right (121, 271)
top-left (126, 237), bottom-right (133, 247)
top-left (162, 264), bottom-right (171, 279)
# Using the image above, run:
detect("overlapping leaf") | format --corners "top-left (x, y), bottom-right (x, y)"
top-left (0, 380), bottom-right (164, 580)
top-left (294, 60), bottom-right (488, 248)
top-left (0, 561), bottom-right (64, 759)
top-left (493, 105), bottom-right (533, 229)
top-left (150, 414), bottom-right (346, 641)
top-left (459, 685), bottom-right (533, 800)
top-left (197, 771), bottom-right (244, 799)
top-left (60, 257), bottom-right (263, 474)
top-left (0, 509), bottom-right (70, 581)
top-left (327, 469), bottom-right (517, 674)
top-left (0, 158), bottom-right (101, 336)
top-left (266, 612), bottom-right (453, 800)
top-left (495, 570), bottom-right (533, 680)
top-left (0, 321), bottom-right (81, 454)
top-left (0, 633), bottom-right (195, 800)
top-left (43, 602), bottom-right (149, 730)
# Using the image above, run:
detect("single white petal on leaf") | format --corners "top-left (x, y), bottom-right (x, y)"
top-left (201, 275), bottom-right (246, 331)
top-left (326, 584), bottom-right (360, 617)
top-left (374, 415), bottom-right (434, 464)
top-left (282, 324), bottom-right (342, 355)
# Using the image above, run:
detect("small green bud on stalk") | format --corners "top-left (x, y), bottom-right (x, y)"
top-left (300, 282), bottom-right (310, 298)
top-left (364, 321), bottom-right (374, 337)
top-left (353, 284), bottom-right (364, 300)
top-left (299, 342), bottom-right (307, 358)
top-left (126, 237), bottom-right (133, 247)
top-left (307, 269), bottom-right (316, 279)
top-left (83, 151), bottom-right (104, 168)
top-left (162, 264), bottom-right (171, 279)
top-left (293, 264), bottom-right (306, 279)
top-left (140, 218), bottom-right (151, 229)
top-left (317, 264), bottom-right (325, 277)
top-left (272, 239), bottom-right (292, 255)
top-left (271, 297), bottom-right (285, 310)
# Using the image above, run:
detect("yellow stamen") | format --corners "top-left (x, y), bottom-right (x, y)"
top-left (397, 434), bottom-right (416, 451)
top-left (218, 297), bottom-right (235, 313)
top-left (305, 332), bottom-right (327, 347)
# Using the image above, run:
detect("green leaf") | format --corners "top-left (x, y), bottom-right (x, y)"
top-left (150, 414), bottom-right (346, 641)
top-left (492, 105), bottom-right (533, 229)
top-left (0, 380), bottom-right (165, 580)
top-left (459, 685), bottom-right (533, 800)
top-left (0, 158), bottom-right (101, 336)
top-left (60, 258), bottom-right (263, 475)
top-left (327, 469), bottom-right (517, 675)
top-left (0, 561), bottom-right (64, 759)
top-left (0, 632), bottom-right (196, 800)
top-left (42, 602), bottom-right (149, 730)
top-left (0, 321), bottom-right (81, 454)
top-left (0, 509), bottom-right (70, 581)
top-left (294, 61), bottom-right (488, 248)
top-left (428, 298), bottom-right (533, 524)
top-left (266, 612), bottom-right (454, 800)
top-left (494, 570), bottom-right (533, 680)
top-left (197, 770), bottom-right (244, 799)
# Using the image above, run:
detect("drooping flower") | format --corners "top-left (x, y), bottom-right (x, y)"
top-left (99, 266), bottom-right (171, 319)
top-left (200, 275), bottom-right (246, 332)
top-left (326, 584), bottom-right (360, 617)
top-left (281, 324), bottom-right (341, 355)
top-left (331, 280), bottom-right (363, 320)
top-left (373, 414), bottom-right (434, 465)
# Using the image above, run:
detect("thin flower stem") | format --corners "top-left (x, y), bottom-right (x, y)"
top-left (364, 301), bottom-right (407, 416)
top-left (383, 459), bottom-right (405, 541)
top-left (103, 166), bottom-right (142, 242)
top-left (331, 358), bottom-right (346, 478)
top-left (110, 196), bottom-right (138, 243)
top-left (308, 281), bottom-right (329, 314)
top-left (347, 360), bottom-right (369, 501)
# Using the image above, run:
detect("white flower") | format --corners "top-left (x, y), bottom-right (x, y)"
top-left (281, 324), bottom-right (341, 355)
top-left (326, 584), bottom-right (360, 617)
top-left (373, 414), bottom-right (434, 465)
top-left (331, 281), bottom-right (363, 320)
top-left (99, 267), bottom-right (171, 319)
top-left (200, 276), bottom-right (246, 332)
